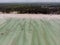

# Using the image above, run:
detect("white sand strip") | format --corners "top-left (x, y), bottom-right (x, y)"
top-left (0, 14), bottom-right (60, 19)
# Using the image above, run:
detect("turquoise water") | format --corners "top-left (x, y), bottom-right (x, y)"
top-left (0, 18), bottom-right (59, 45)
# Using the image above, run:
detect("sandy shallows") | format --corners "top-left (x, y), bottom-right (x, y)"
top-left (0, 14), bottom-right (59, 45)
top-left (0, 17), bottom-right (59, 45)
top-left (0, 14), bottom-right (60, 19)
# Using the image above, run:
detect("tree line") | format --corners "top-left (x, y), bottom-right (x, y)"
top-left (0, 5), bottom-right (60, 14)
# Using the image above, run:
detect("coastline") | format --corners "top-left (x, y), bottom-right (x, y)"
top-left (0, 14), bottom-right (60, 19)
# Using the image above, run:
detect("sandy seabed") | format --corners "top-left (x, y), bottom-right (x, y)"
top-left (0, 14), bottom-right (60, 19)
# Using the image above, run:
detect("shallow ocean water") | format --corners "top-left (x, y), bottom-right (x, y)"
top-left (0, 18), bottom-right (59, 45)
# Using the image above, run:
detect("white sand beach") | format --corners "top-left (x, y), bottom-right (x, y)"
top-left (0, 14), bottom-right (60, 19)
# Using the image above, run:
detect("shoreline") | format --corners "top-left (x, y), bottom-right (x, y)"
top-left (0, 14), bottom-right (60, 19)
